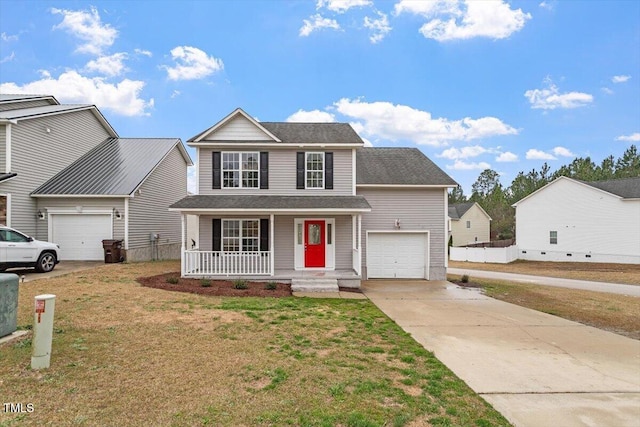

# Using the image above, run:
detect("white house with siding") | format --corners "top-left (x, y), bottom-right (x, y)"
top-left (513, 176), bottom-right (640, 264)
top-left (169, 108), bottom-right (458, 289)
top-left (0, 94), bottom-right (192, 263)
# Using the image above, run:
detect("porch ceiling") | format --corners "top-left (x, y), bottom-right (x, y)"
top-left (169, 195), bottom-right (371, 213)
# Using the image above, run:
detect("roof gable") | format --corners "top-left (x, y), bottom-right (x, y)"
top-left (449, 202), bottom-right (491, 220)
top-left (189, 108), bottom-right (280, 143)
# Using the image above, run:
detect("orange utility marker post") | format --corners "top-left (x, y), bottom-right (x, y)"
top-left (31, 294), bottom-right (56, 369)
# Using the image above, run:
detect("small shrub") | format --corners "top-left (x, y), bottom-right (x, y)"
top-left (265, 281), bottom-right (277, 290)
top-left (233, 279), bottom-right (248, 289)
top-left (461, 274), bottom-right (469, 283)
top-left (166, 276), bottom-right (179, 284)
top-left (200, 279), bottom-right (212, 287)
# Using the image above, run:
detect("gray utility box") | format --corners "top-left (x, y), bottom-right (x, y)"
top-left (0, 273), bottom-right (19, 337)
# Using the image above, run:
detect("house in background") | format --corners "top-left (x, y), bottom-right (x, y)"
top-left (170, 108), bottom-right (457, 289)
top-left (0, 94), bottom-right (192, 262)
top-left (513, 176), bottom-right (640, 264)
top-left (448, 202), bottom-right (491, 247)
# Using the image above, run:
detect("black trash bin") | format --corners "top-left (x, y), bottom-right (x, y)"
top-left (102, 239), bottom-right (124, 263)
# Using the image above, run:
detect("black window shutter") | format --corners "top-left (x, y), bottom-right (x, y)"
top-left (260, 152), bottom-right (269, 189)
top-left (260, 218), bottom-right (269, 251)
top-left (212, 151), bottom-right (221, 189)
top-left (212, 219), bottom-right (221, 251)
top-left (325, 152), bottom-right (333, 190)
top-left (296, 152), bottom-right (305, 189)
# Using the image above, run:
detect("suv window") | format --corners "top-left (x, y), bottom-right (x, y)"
top-left (0, 229), bottom-right (29, 243)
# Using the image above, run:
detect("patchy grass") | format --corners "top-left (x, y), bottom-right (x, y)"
top-left (449, 274), bottom-right (640, 340)
top-left (449, 260), bottom-right (640, 285)
top-left (1, 261), bottom-right (509, 426)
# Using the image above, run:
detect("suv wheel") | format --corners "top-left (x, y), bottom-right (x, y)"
top-left (36, 252), bottom-right (56, 273)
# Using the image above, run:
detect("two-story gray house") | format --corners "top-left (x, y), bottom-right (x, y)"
top-left (170, 108), bottom-right (457, 289)
top-left (0, 94), bottom-right (192, 262)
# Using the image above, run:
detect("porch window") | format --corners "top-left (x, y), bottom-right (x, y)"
top-left (222, 152), bottom-right (259, 188)
top-left (223, 220), bottom-right (259, 251)
top-left (306, 152), bottom-right (324, 188)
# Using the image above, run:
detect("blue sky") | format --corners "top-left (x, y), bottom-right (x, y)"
top-left (1, 0), bottom-right (638, 194)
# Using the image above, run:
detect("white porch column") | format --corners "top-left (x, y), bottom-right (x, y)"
top-left (270, 214), bottom-right (275, 276)
top-left (180, 213), bottom-right (186, 276)
top-left (357, 214), bottom-right (362, 275)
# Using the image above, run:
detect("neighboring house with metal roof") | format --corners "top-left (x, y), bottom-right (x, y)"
top-left (512, 176), bottom-right (640, 264)
top-left (448, 202), bottom-right (491, 247)
top-left (169, 108), bottom-right (458, 289)
top-left (0, 94), bottom-right (192, 263)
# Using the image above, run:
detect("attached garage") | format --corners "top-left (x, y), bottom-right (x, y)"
top-left (50, 212), bottom-right (112, 260)
top-left (366, 231), bottom-right (429, 279)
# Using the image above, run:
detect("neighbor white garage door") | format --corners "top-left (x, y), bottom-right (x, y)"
top-left (51, 214), bottom-right (112, 260)
top-left (367, 232), bottom-right (428, 279)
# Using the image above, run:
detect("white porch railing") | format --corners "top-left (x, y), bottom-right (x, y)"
top-left (184, 251), bottom-right (272, 276)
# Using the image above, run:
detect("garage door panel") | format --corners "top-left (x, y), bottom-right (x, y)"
top-left (52, 214), bottom-right (112, 261)
top-left (367, 232), bottom-right (427, 279)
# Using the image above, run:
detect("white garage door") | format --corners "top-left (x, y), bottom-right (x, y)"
top-left (367, 232), bottom-right (428, 279)
top-left (51, 214), bottom-right (112, 260)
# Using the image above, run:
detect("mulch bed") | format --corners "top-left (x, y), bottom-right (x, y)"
top-left (137, 272), bottom-right (292, 297)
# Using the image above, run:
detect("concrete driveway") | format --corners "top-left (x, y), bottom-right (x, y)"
top-left (362, 280), bottom-right (640, 427)
top-left (5, 261), bottom-right (104, 283)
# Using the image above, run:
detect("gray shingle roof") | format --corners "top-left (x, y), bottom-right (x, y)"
top-left (259, 122), bottom-right (364, 144)
top-left (581, 177), bottom-right (640, 199)
top-left (170, 195), bottom-right (371, 211)
top-left (32, 138), bottom-right (189, 196)
top-left (448, 202), bottom-right (475, 219)
top-left (357, 148), bottom-right (458, 186)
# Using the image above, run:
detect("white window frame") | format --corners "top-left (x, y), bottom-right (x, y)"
top-left (222, 219), bottom-right (260, 252)
top-left (221, 152), bottom-right (260, 189)
top-left (550, 230), bottom-right (558, 245)
top-left (305, 152), bottom-right (325, 189)
top-left (293, 217), bottom-right (335, 270)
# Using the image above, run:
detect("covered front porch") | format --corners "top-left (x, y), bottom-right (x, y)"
top-left (170, 195), bottom-right (371, 281)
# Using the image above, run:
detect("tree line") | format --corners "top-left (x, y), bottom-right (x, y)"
top-left (449, 145), bottom-right (640, 240)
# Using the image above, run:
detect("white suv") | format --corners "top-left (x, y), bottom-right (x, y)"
top-left (0, 226), bottom-right (60, 273)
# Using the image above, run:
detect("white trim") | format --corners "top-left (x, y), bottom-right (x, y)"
top-left (195, 147), bottom-right (200, 195)
top-left (365, 230), bottom-right (430, 280)
top-left (188, 142), bottom-right (363, 148)
top-left (124, 197), bottom-right (129, 250)
top-left (269, 213), bottom-right (275, 277)
top-left (169, 208), bottom-right (371, 214)
top-left (351, 148), bottom-right (356, 195)
top-left (221, 218), bottom-right (261, 252)
top-left (357, 184), bottom-right (457, 188)
top-left (33, 194), bottom-right (130, 198)
top-left (444, 188), bottom-right (448, 269)
top-left (294, 217), bottom-right (335, 270)
top-left (47, 209), bottom-right (114, 246)
top-left (305, 151), bottom-right (325, 189)
top-left (5, 123), bottom-right (11, 173)
top-left (221, 151), bottom-right (260, 189)
top-left (181, 214), bottom-right (186, 276)
top-left (191, 108), bottom-right (281, 143)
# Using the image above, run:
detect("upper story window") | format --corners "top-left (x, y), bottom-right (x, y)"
top-left (306, 152), bottom-right (324, 189)
top-left (222, 152), bottom-right (258, 188)
top-left (466, 220), bottom-right (471, 229)
top-left (550, 230), bottom-right (558, 245)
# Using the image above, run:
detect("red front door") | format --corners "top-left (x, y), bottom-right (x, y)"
top-left (304, 220), bottom-right (325, 267)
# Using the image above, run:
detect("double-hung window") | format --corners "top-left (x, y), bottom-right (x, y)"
top-left (222, 220), bottom-right (259, 252)
top-left (550, 231), bottom-right (558, 245)
top-left (306, 152), bottom-right (324, 189)
top-left (222, 152), bottom-right (259, 188)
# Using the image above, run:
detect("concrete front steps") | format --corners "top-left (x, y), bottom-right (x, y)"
top-left (291, 278), bottom-right (339, 292)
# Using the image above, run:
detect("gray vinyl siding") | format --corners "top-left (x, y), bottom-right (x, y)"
top-left (128, 146), bottom-right (188, 250)
top-left (358, 188), bottom-right (447, 280)
top-left (0, 125), bottom-right (5, 174)
top-left (203, 115), bottom-right (272, 141)
top-left (0, 99), bottom-right (54, 112)
top-left (34, 198), bottom-right (125, 242)
top-left (198, 214), bottom-right (352, 270)
top-left (2, 110), bottom-right (111, 236)
top-left (198, 148), bottom-right (354, 196)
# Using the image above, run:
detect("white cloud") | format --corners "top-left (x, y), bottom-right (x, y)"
top-left (496, 151), bottom-right (518, 162)
top-left (333, 98), bottom-right (517, 146)
top-left (364, 11), bottom-right (392, 43)
top-left (286, 109), bottom-right (336, 122)
top-left (163, 46), bottom-right (223, 81)
top-left (85, 52), bottom-right (128, 77)
top-left (395, 0), bottom-right (531, 41)
top-left (1, 52), bottom-right (15, 64)
top-left (612, 75), bottom-right (631, 83)
top-left (438, 145), bottom-right (487, 159)
top-left (1, 32), bottom-right (19, 42)
top-left (134, 48), bottom-right (152, 57)
top-left (300, 14), bottom-right (341, 37)
top-left (317, 0), bottom-right (372, 13)
top-left (524, 78), bottom-right (593, 110)
top-left (170, 90), bottom-right (181, 99)
top-left (446, 160), bottom-right (491, 170)
top-left (539, 1), bottom-right (554, 11)
top-left (616, 133), bottom-right (640, 142)
top-left (526, 149), bottom-right (556, 160)
top-left (552, 146), bottom-right (574, 157)
top-left (51, 6), bottom-right (117, 55)
top-left (601, 87), bottom-right (614, 95)
top-left (0, 70), bottom-right (153, 117)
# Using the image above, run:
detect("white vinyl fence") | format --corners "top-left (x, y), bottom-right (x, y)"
top-left (450, 245), bottom-right (519, 264)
